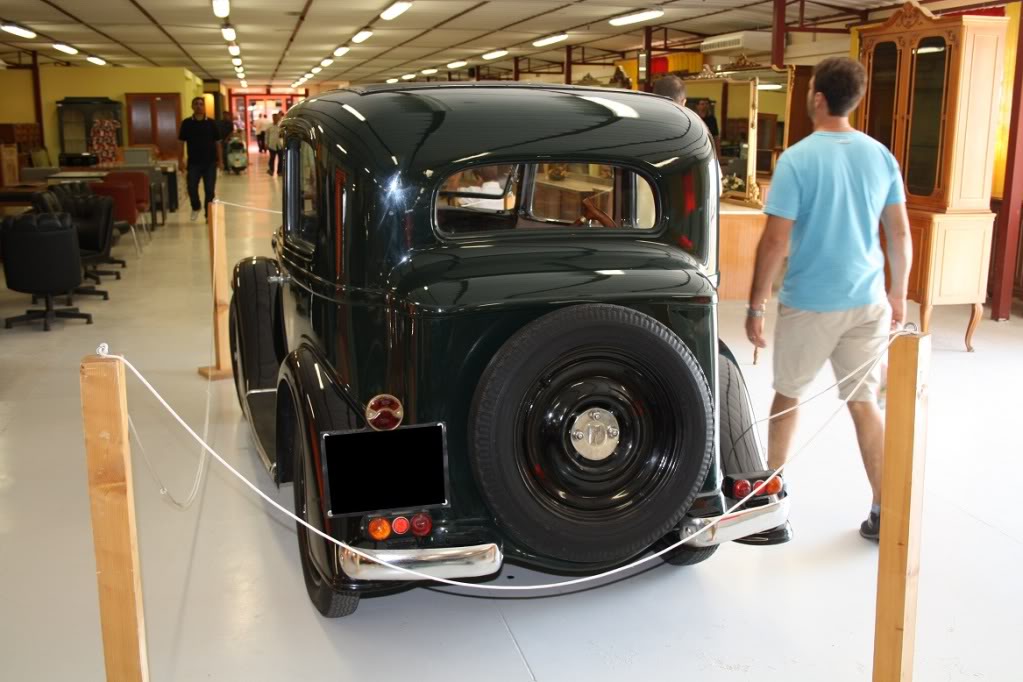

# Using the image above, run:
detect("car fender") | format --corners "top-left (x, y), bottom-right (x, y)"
top-left (231, 257), bottom-right (285, 392)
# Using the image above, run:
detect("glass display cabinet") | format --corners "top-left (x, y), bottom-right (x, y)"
top-left (57, 97), bottom-right (123, 155)
top-left (858, 0), bottom-right (1007, 350)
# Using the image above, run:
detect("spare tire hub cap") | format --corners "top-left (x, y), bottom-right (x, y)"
top-left (569, 408), bottom-right (620, 461)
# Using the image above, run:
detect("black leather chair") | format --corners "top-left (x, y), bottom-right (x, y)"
top-left (1, 213), bottom-right (93, 331)
top-left (32, 189), bottom-right (112, 302)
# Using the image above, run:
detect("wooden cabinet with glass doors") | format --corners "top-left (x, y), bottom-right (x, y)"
top-left (858, 0), bottom-right (1007, 350)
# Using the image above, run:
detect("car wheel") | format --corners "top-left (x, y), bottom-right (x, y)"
top-left (719, 353), bottom-right (766, 474)
top-left (470, 304), bottom-right (714, 565)
top-left (292, 414), bottom-right (359, 618)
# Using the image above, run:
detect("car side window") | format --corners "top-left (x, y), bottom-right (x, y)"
top-left (436, 162), bottom-right (657, 235)
top-left (285, 137), bottom-right (320, 251)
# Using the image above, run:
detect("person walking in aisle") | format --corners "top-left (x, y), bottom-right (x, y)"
top-left (255, 114), bottom-right (270, 153)
top-left (266, 113), bottom-right (284, 176)
top-left (745, 57), bottom-right (912, 541)
top-left (178, 96), bottom-right (222, 221)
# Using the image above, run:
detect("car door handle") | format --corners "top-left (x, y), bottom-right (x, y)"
top-left (268, 274), bottom-right (291, 285)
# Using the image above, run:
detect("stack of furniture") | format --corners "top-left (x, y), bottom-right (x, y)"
top-left (857, 0), bottom-right (1008, 351)
top-left (0, 123), bottom-right (43, 172)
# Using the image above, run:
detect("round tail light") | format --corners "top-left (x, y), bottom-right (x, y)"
top-left (410, 512), bottom-right (432, 537)
top-left (391, 516), bottom-right (410, 535)
top-left (732, 479), bottom-right (752, 499)
top-left (366, 394), bottom-right (403, 431)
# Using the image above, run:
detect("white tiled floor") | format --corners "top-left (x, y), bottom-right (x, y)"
top-left (1, 156), bottom-right (1021, 681)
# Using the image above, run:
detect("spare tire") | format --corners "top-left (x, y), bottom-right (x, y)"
top-left (469, 304), bottom-right (714, 565)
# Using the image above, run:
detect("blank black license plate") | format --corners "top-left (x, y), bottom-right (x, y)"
top-left (322, 423), bottom-right (449, 518)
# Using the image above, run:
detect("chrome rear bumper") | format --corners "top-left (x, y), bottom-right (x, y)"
top-left (681, 496), bottom-right (790, 548)
top-left (340, 543), bottom-right (503, 581)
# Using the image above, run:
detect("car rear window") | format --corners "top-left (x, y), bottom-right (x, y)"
top-left (436, 162), bottom-right (658, 235)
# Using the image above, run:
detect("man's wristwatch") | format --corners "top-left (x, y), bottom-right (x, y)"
top-left (746, 307), bottom-right (765, 318)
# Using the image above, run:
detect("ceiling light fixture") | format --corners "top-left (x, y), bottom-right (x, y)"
top-left (481, 50), bottom-right (508, 60)
top-left (240, 80), bottom-right (248, 88)
top-left (352, 30), bottom-right (373, 43)
top-left (231, 57), bottom-right (242, 66)
top-left (380, 1), bottom-right (413, 21)
top-left (53, 43), bottom-right (78, 55)
top-left (311, 66), bottom-right (322, 74)
top-left (86, 56), bottom-right (107, 66)
top-left (1, 23), bottom-right (37, 39)
top-left (446, 60), bottom-right (467, 69)
top-left (421, 68), bottom-right (437, 75)
top-left (386, 78), bottom-right (399, 83)
top-left (221, 24), bottom-right (237, 41)
top-left (333, 46), bottom-right (350, 57)
top-left (228, 44), bottom-right (240, 56)
top-left (304, 72), bottom-right (313, 78)
top-left (401, 73), bottom-right (416, 80)
top-left (608, 9), bottom-right (664, 27)
top-left (320, 58), bottom-right (333, 67)
top-left (212, 0), bottom-right (230, 19)
top-left (757, 83), bottom-right (783, 91)
top-left (532, 34), bottom-right (567, 47)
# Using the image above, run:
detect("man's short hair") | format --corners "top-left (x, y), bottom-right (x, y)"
top-left (812, 57), bottom-right (867, 116)
top-left (191, 96), bottom-right (204, 106)
top-left (652, 75), bottom-right (686, 104)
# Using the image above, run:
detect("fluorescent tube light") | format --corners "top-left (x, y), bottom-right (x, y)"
top-left (311, 66), bottom-right (322, 74)
top-left (533, 34), bottom-right (567, 47)
top-left (1, 23), bottom-right (36, 39)
top-left (228, 44), bottom-right (240, 56)
top-left (380, 2), bottom-right (412, 21)
top-left (446, 60), bottom-right (467, 69)
top-left (221, 24), bottom-right (237, 41)
top-left (334, 46), bottom-right (350, 57)
top-left (421, 68), bottom-right (438, 75)
top-left (240, 80), bottom-right (248, 88)
top-left (401, 73), bottom-right (416, 80)
top-left (352, 30), bottom-right (373, 43)
top-left (86, 56), bottom-right (107, 66)
top-left (757, 83), bottom-right (783, 91)
top-left (386, 78), bottom-right (399, 83)
top-left (53, 43), bottom-right (78, 55)
top-left (609, 9), bottom-right (664, 27)
top-left (482, 50), bottom-right (508, 60)
top-left (231, 57), bottom-right (242, 66)
top-left (320, 58), bottom-right (333, 67)
top-left (212, 0), bottom-right (230, 19)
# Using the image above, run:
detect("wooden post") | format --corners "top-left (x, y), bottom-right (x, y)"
top-left (198, 200), bottom-right (233, 380)
top-left (872, 333), bottom-right (931, 682)
top-left (80, 355), bottom-right (149, 682)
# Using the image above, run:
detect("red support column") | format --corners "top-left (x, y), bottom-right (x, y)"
top-left (772, 0), bottom-right (787, 67)
top-left (564, 45), bottom-right (572, 85)
top-left (992, 21), bottom-right (1023, 320)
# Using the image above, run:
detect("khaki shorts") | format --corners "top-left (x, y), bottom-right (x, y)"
top-left (773, 303), bottom-right (890, 402)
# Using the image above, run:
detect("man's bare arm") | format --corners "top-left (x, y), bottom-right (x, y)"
top-left (880, 202), bottom-right (912, 326)
top-left (749, 215), bottom-right (794, 308)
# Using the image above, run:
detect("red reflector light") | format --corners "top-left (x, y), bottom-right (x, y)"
top-left (732, 479), bottom-right (752, 499)
top-left (391, 516), bottom-right (410, 535)
top-left (365, 393), bottom-right (403, 431)
top-left (367, 517), bottom-right (391, 541)
top-left (410, 512), bottom-right (432, 537)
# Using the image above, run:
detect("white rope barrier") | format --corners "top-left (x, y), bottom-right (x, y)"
top-left (213, 199), bottom-right (283, 215)
top-left (96, 326), bottom-right (912, 593)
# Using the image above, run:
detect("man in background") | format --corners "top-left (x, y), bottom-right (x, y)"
top-left (266, 113), bottom-right (284, 176)
top-left (745, 57), bottom-right (912, 541)
top-left (255, 114), bottom-right (270, 153)
top-left (178, 96), bottom-right (222, 221)
top-left (694, 99), bottom-right (720, 153)
top-left (653, 75), bottom-right (686, 107)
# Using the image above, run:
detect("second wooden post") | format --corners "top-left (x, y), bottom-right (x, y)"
top-left (872, 333), bottom-right (931, 682)
top-left (198, 200), bottom-right (233, 380)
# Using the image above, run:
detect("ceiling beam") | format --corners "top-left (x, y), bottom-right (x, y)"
top-left (126, 0), bottom-right (211, 78)
top-left (269, 0), bottom-right (315, 85)
top-left (36, 0), bottom-right (158, 66)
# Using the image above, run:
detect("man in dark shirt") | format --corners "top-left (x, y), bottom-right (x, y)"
top-left (694, 98), bottom-right (720, 155)
top-left (178, 96), bottom-right (222, 221)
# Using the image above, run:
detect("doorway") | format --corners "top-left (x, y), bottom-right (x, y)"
top-left (125, 93), bottom-right (182, 160)
top-left (232, 95), bottom-right (298, 153)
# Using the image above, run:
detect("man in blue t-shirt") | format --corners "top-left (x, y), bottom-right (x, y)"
top-left (745, 57), bottom-right (912, 541)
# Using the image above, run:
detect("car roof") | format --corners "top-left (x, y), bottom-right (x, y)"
top-left (284, 82), bottom-right (709, 179)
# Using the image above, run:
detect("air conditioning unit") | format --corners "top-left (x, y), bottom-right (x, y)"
top-left (700, 31), bottom-right (774, 56)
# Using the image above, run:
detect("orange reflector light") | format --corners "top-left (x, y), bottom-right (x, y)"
top-left (391, 516), bottom-right (410, 535)
top-left (757, 476), bottom-right (783, 496)
top-left (367, 517), bottom-right (391, 541)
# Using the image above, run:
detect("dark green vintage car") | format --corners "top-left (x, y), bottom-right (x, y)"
top-left (230, 83), bottom-right (790, 618)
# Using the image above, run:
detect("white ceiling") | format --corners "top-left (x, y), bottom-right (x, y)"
top-left (0, 0), bottom-right (951, 87)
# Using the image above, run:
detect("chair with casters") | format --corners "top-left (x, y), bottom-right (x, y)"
top-left (91, 181), bottom-right (142, 256)
top-left (31, 189), bottom-right (112, 301)
top-left (104, 171), bottom-right (152, 240)
top-left (1, 213), bottom-right (93, 331)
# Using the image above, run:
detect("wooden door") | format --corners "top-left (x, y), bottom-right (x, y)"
top-left (126, 93), bottom-right (181, 160)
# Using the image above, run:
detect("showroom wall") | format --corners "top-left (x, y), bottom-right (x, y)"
top-left (0, 69), bottom-right (36, 123)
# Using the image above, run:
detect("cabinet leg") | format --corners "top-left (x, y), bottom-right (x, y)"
top-left (920, 304), bottom-right (933, 334)
top-left (966, 303), bottom-right (983, 353)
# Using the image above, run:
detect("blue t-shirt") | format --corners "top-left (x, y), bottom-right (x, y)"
top-left (763, 131), bottom-right (905, 312)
